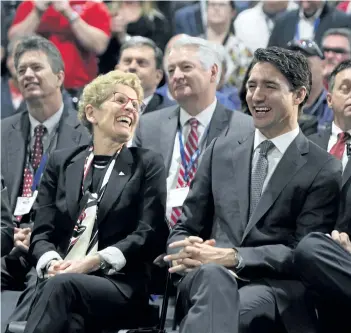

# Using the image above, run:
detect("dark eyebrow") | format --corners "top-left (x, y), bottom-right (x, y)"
top-left (247, 79), bottom-right (278, 85)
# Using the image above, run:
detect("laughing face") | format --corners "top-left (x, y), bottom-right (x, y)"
top-left (16, 50), bottom-right (64, 101)
top-left (87, 84), bottom-right (141, 143)
top-left (246, 62), bottom-right (305, 138)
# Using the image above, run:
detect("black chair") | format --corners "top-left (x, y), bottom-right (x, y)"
top-left (7, 270), bottom-right (172, 333)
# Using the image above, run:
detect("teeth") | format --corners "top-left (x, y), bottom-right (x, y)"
top-left (255, 107), bottom-right (270, 112)
top-left (116, 116), bottom-right (131, 126)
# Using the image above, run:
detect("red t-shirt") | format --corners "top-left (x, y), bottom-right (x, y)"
top-left (12, 0), bottom-right (111, 89)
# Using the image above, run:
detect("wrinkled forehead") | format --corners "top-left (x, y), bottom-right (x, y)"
top-left (167, 46), bottom-right (200, 65)
top-left (17, 50), bottom-right (50, 67)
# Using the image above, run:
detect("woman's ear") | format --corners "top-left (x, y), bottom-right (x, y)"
top-left (85, 105), bottom-right (97, 126)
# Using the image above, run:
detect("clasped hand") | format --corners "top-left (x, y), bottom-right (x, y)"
top-left (331, 230), bottom-right (351, 254)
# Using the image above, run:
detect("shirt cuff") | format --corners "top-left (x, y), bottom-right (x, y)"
top-left (98, 246), bottom-right (126, 275)
top-left (36, 251), bottom-right (62, 278)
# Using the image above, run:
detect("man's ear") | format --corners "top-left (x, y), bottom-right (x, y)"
top-left (210, 63), bottom-right (219, 84)
top-left (57, 70), bottom-right (65, 88)
top-left (155, 69), bottom-right (163, 85)
top-left (326, 92), bottom-right (333, 109)
top-left (294, 86), bottom-right (307, 106)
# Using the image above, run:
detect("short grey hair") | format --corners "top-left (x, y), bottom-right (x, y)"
top-left (120, 36), bottom-right (164, 70)
top-left (165, 36), bottom-right (222, 84)
top-left (322, 28), bottom-right (351, 49)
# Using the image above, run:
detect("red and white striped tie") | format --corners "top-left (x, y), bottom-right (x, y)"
top-left (170, 118), bottom-right (199, 227)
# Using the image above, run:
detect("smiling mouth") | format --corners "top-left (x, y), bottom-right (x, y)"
top-left (24, 82), bottom-right (38, 89)
top-left (254, 107), bottom-right (271, 115)
top-left (116, 116), bottom-right (132, 127)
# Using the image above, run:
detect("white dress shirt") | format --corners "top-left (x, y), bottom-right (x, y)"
top-left (252, 127), bottom-right (300, 194)
top-left (166, 99), bottom-right (217, 218)
top-left (327, 122), bottom-right (351, 171)
top-left (297, 4), bottom-right (324, 40)
top-left (28, 104), bottom-right (64, 152)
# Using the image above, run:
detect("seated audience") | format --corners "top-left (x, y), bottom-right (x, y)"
top-left (116, 36), bottom-right (172, 114)
top-left (1, 35), bottom-right (90, 325)
top-left (287, 39), bottom-right (333, 131)
top-left (234, 0), bottom-right (297, 52)
top-left (21, 70), bottom-right (167, 333)
top-left (99, 0), bottom-right (170, 74)
top-left (9, 0), bottom-right (111, 95)
top-left (174, 2), bottom-right (204, 36)
top-left (1, 37), bottom-right (25, 119)
top-left (134, 36), bottom-right (252, 226)
top-left (200, 0), bottom-right (253, 89)
top-left (309, 59), bottom-right (351, 172)
top-left (321, 28), bottom-right (351, 86)
top-left (164, 47), bottom-right (342, 333)
top-left (1, 176), bottom-right (14, 257)
top-left (268, 0), bottom-right (351, 49)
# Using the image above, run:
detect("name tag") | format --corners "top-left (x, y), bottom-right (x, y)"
top-left (167, 187), bottom-right (190, 208)
top-left (14, 191), bottom-right (38, 216)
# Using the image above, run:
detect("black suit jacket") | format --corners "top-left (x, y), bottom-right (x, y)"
top-left (268, 3), bottom-right (351, 48)
top-left (1, 176), bottom-right (14, 257)
top-left (168, 130), bottom-right (342, 332)
top-left (143, 93), bottom-right (175, 115)
top-left (1, 105), bottom-right (91, 212)
top-left (308, 126), bottom-right (331, 150)
top-left (29, 145), bottom-right (168, 299)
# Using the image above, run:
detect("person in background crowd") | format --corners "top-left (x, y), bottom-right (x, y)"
top-left (99, 0), bottom-right (171, 74)
top-left (1, 37), bottom-right (25, 119)
top-left (322, 28), bottom-right (351, 87)
top-left (9, 0), bottom-right (111, 98)
top-left (268, 0), bottom-right (351, 49)
top-left (337, 0), bottom-right (351, 13)
top-left (294, 63), bottom-right (351, 332)
top-left (174, 1), bottom-right (205, 37)
top-left (164, 46), bottom-right (342, 333)
top-left (200, 0), bottom-right (253, 90)
top-left (1, 176), bottom-right (14, 258)
top-left (21, 70), bottom-right (168, 333)
top-left (1, 35), bottom-right (90, 327)
top-left (134, 36), bottom-right (253, 227)
top-left (309, 60), bottom-right (351, 172)
top-left (116, 36), bottom-right (172, 114)
top-left (234, 0), bottom-right (297, 52)
top-left (287, 39), bottom-right (333, 132)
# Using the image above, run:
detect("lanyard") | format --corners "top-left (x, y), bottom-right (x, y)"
top-left (295, 17), bottom-right (320, 40)
top-left (81, 146), bottom-right (120, 203)
top-left (27, 125), bottom-right (59, 192)
top-left (178, 124), bottom-right (209, 184)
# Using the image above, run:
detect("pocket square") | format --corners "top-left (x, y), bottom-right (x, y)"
top-left (118, 171), bottom-right (125, 176)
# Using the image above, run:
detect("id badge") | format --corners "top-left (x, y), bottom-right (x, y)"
top-left (14, 191), bottom-right (38, 216)
top-left (167, 187), bottom-right (190, 208)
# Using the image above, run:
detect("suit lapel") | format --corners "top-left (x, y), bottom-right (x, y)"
top-left (160, 107), bottom-right (179, 173)
top-left (343, 159), bottom-right (351, 188)
top-left (144, 94), bottom-right (161, 114)
top-left (242, 132), bottom-right (309, 242)
top-left (97, 147), bottom-right (133, 224)
top-left (318, 128), bottom-right (331, 150)
top-left (206, 103), bottom-right (231, 147)
top-left (65, 150), bottom-right (87, 221)
top-left (7, 113), bottom-right (30, 207)
top-left (233, 133), bottom-right (254, 234)
top-left (56, 107), bottom-right (85, 149)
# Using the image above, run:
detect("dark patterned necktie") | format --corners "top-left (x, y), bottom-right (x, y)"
top-left (16, 125), bottom-right (46, 221)
top-left (249, 140), bottom-right (275, 219)
top-left (329, 132), bottom-right (350, 160)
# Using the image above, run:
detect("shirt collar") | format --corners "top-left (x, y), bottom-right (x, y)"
top-left (331, 122), bottom-right (351, 138)
top-left (143, 94), bottom-right (154, 107)
top-left (254, 126), bottom-right (300, 155)
top-left (179, 98), bottom-right (217, 128)
top-left (29, 104), bottom-right (64, 138)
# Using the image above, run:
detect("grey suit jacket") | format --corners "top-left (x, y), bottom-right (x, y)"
top-left (1, 105), bottom-right (91, 212)
top-left (133, 102), bottom-right (253, 173)
top-left (1, 176), bottom-right (14, 256)
top-left (168, 130), bottom-right (342, 332)
top-left (308, 127), bottom-right (331, 151)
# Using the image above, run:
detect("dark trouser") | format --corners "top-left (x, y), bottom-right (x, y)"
top-left (1, 254), bottom-right (37, 324)
top-left (294, 232), bottom-right (351, 333)
top-left (23, 273), bottom-right (132, 333)
top-left (177, 263), bottom-right (284, 333)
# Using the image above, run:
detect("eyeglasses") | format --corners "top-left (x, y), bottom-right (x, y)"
top-left (287, 39), bottom-right (324, 59)
top-left (113, 92), bottom-right (145, 113)
top-left (322, 46), bottom-right (351, 55)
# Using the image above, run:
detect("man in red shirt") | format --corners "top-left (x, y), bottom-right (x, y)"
top-left (9, 0), bottom-right (111, 91)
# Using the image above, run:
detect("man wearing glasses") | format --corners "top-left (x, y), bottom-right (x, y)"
top-left (322, 28), bottom-right (351, 86)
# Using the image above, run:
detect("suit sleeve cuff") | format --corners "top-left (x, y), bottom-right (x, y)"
top-left (98, 246), bottom-right (126, 275)
top-left (36, 251), bottom-right (62, 278)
